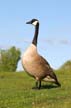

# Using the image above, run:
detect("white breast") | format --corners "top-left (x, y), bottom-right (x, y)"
top-left (22, 44), bottom-right (37, 59)
top-left (22, 44), bottom-right (37, 72)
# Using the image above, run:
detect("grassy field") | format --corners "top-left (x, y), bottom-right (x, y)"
top-left (0, 68), bottom-right (71, 108)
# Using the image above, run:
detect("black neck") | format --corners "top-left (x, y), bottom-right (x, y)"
top-left (32, 23), bottom-right (39, 46)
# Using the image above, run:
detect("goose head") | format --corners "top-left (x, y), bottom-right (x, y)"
top-left (26, 19), bottom-right (39, 26)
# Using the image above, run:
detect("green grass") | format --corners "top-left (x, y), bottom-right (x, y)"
top-left (0, 69), bottom-right (71, 108)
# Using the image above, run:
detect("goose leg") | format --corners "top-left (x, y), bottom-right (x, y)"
top-left (32, 81), bottom-right (39, 89)
top-left (38, 81), bottom-right (41, 89)
top-left (35, 80), bottom-right (41, 89)
top-left (49, 72), bottom-right (61, 87)
top-left (36, 81), bottom-right (38, 88)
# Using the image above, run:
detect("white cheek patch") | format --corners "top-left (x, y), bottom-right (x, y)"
top-left (32, 21), bottom-right (38, 26)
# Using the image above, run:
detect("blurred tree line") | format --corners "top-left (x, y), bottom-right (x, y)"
top-left (0, 46), bottom-right (21, 72)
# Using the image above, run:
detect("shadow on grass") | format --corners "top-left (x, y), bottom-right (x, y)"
top-left (41, 84), bottom-right (59, 89)
top-left (32, 84), bottom-right (59, 90)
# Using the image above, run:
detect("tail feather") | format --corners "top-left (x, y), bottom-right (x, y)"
top-left (47, 69), bottom-right (61, 87)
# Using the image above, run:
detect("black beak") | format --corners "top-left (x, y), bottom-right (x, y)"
top-left (26, 21), bottom-right (31, 24)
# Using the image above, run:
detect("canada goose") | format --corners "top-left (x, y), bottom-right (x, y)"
top-left (22, 19), bottom-right (61, 89)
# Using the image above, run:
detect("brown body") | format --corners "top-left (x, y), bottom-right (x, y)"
top-left (22, 44), bottom-right (52, 80)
